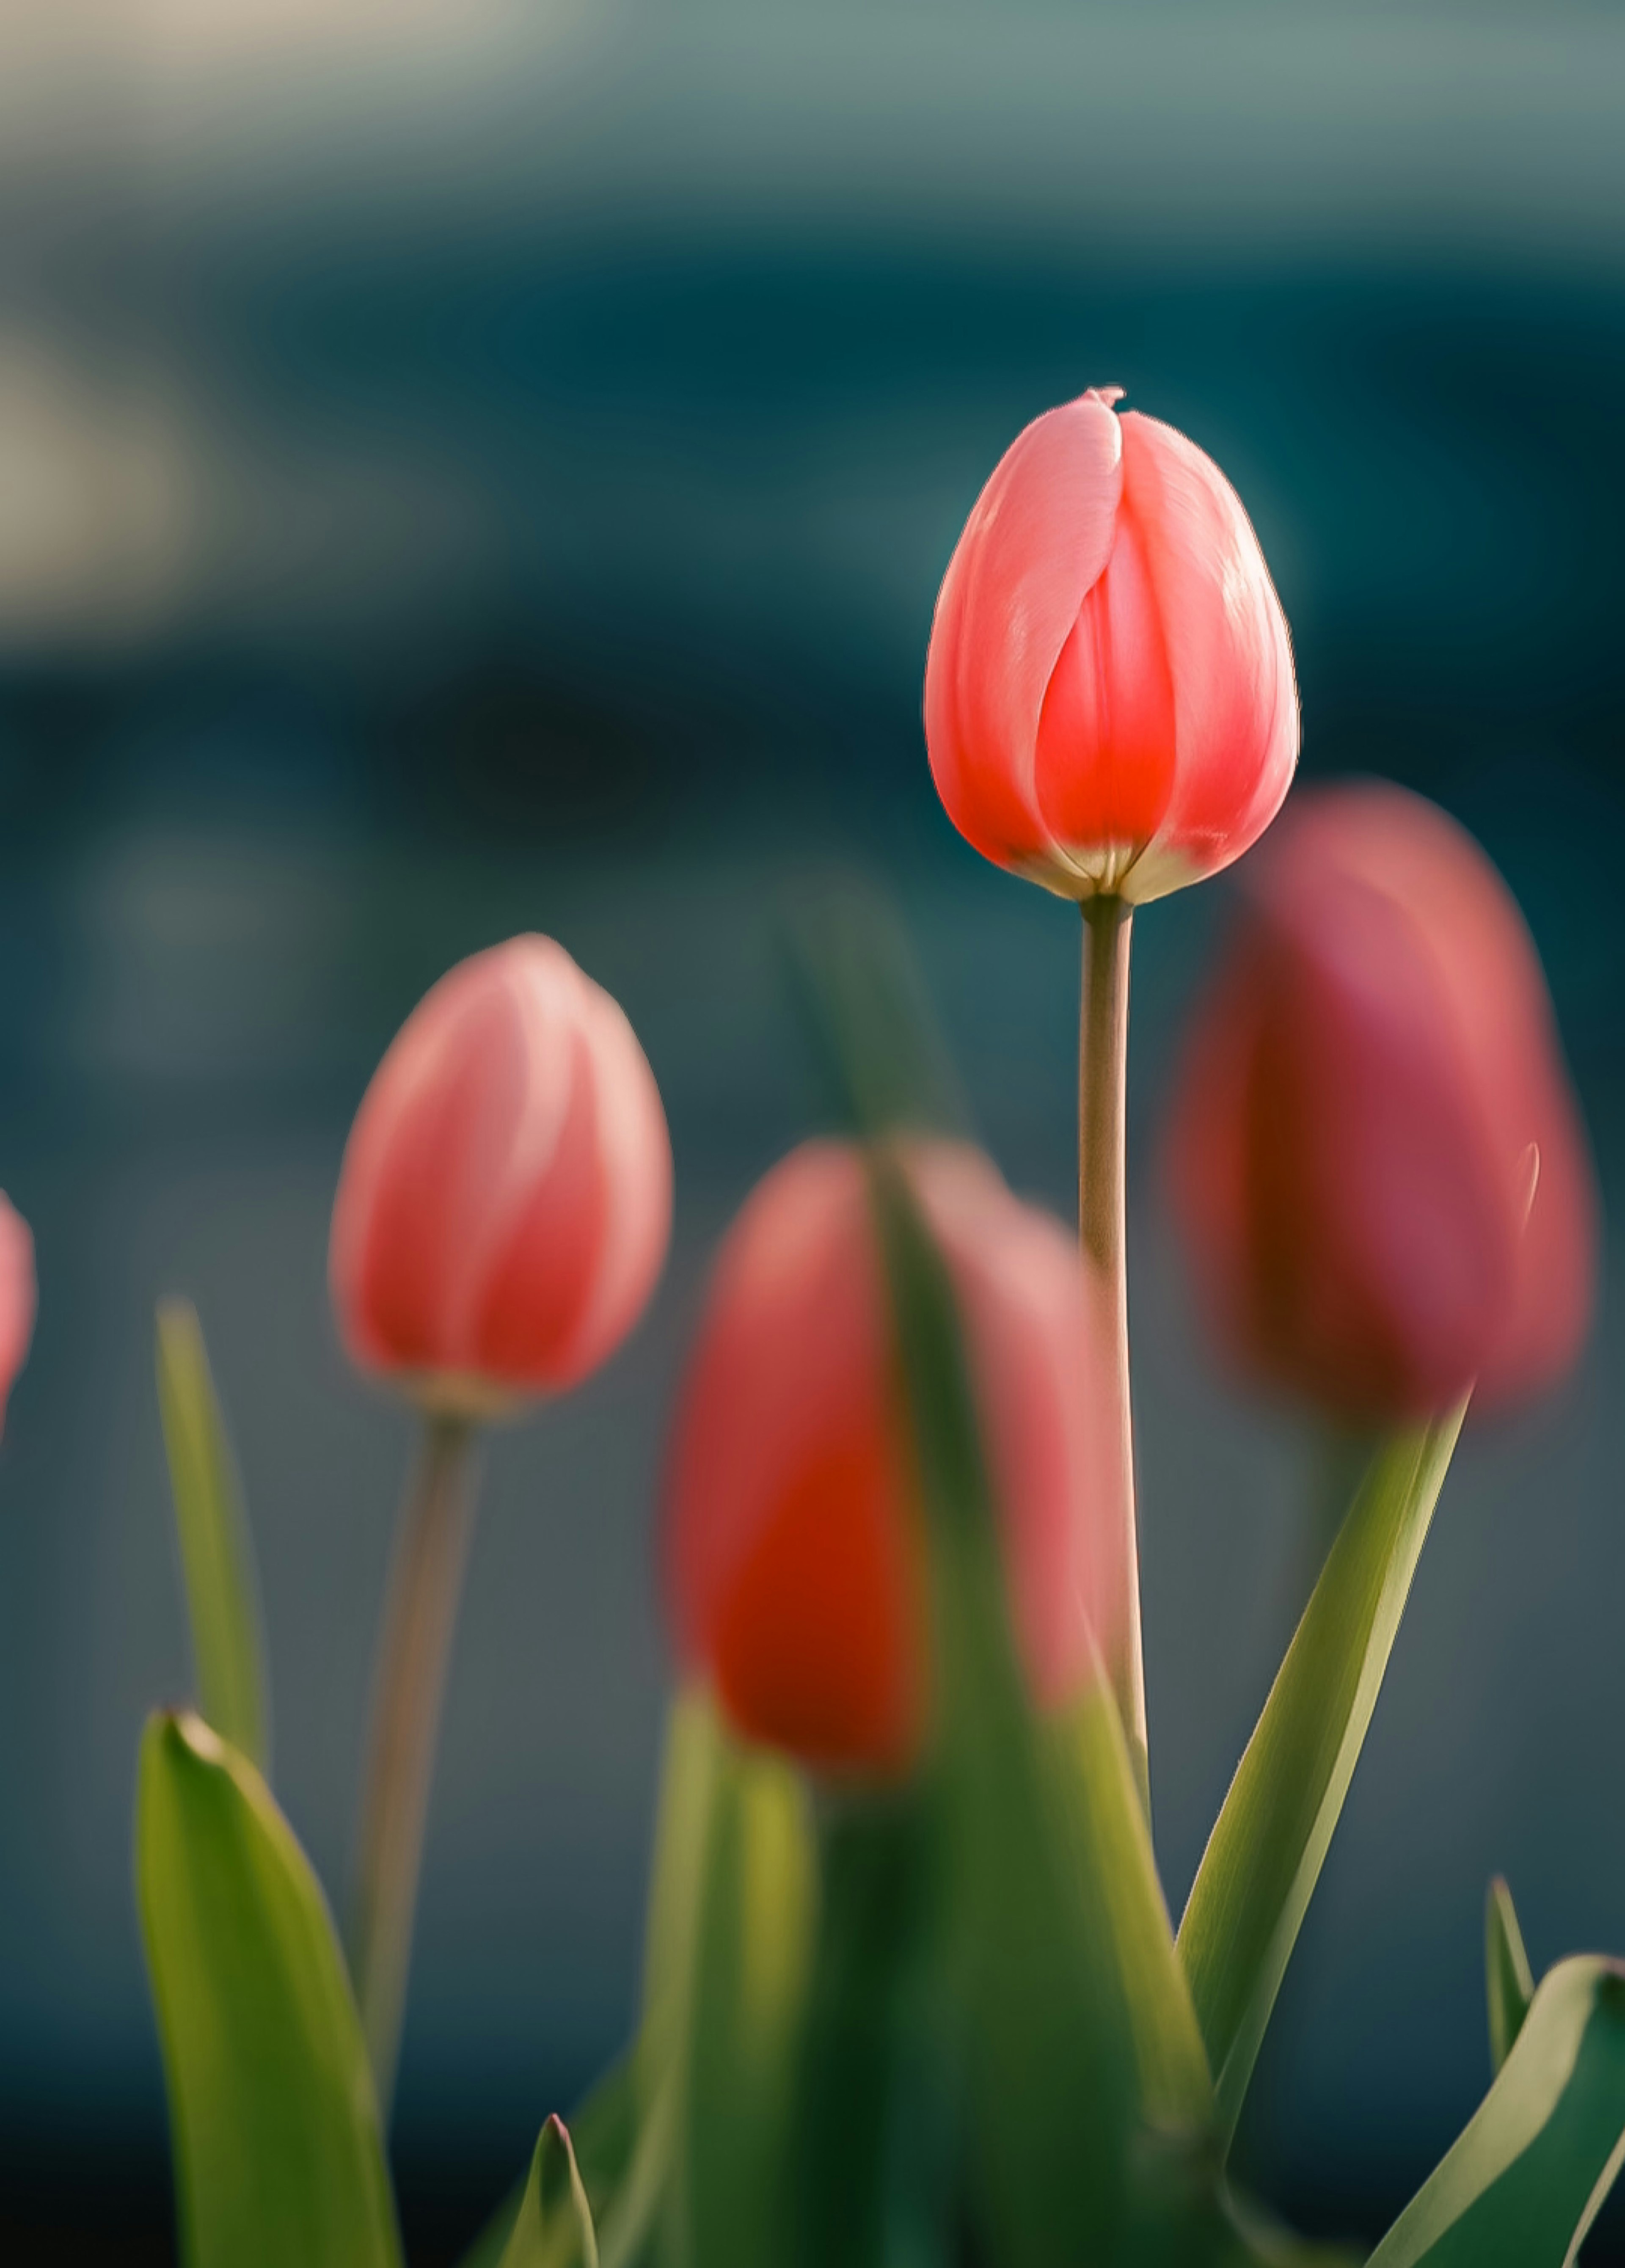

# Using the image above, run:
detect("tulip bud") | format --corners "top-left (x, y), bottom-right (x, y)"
top-left (330, 936), bottom-right (672, 1413)
top-left (925, 388), bottom-right (1298, 905)
top-left (0, 1191), bottom-right (35, 1440)
top-left (1165, 782), bottom-right (1597, 1423)
top-left (664, 1139), bottom-right (1128, 1775)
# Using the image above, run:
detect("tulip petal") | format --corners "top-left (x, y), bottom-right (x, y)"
top-left (664, 1143), bottom-right (925, 1770)
top-left (332, 946), bottom-right (576, 1376)
top-left (0, 1190), bottom-right (35, 1437)
top-left (539, 977), bottom-right (674, 1390)
top-left (1118, 412), bottom-right (1297, 896)
top-left (925, 392), bottom-right (1124, 874)
top-left (1032, 492), bottom-right (1177, 864)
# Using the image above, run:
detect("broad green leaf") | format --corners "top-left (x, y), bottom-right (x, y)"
top-left (662, 1711), bottom-right (816, 2268)
top-left (870, 1152), bottom-right (1210, 2268)
top-left (156, 1298), bottom-right (270, 1773)
top-left (137, 1711), bottom-right (400, 2268)
top-left (786, 1793), bottom-right (955, 2268)
top-left (637, 1691), bottom-right (724, 2121)
top-left (1369, 1956), bottom-right (1625, 2265)
top-left (1487, 1876), bottom-right (1536, 2076)
top-left (1179, 1410), bottom-right (1465, 2147)
top-left (499, 2117), bottom-right (600, 2268)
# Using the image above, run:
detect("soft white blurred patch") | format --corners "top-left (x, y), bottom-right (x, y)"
top-left (0, 338), bottom-right (198, 651)
top-left (0, 326), bottom-right (504, 656)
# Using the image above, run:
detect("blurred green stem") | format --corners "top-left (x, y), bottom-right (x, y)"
top-left (350, 1410), bottom-right (479, 2123)
top-left (1080, 895), bottom-right (1147, 1805)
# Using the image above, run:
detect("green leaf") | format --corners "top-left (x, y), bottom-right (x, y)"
top-left (457, 2066), bottom-right (636, 2268)
top-left (498, 2117), bottom-right (600, 2268)
top-left (662, 1708), bottom-right (817, 2268)
top-left (1487, 1877), bottom-right (1537, 2077)
top-left (869, 1152), bottom-right (1211, 2267)
top-left (157, 1298), bottom-right (270, 1773)
top-left (786, 1793), bottom-right (952, 2268)
top-left (1178, 1409), bottom-right (1465, 2147)
top-left (1368, 1956), bottom-right (1625, 2265)
top-left (784, 879), bottom-right (969, 1144)
top-left (137, 1711), bottom-right (400, 2268)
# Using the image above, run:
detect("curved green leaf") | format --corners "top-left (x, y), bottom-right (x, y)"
top-left (1369, 1956), bottom-right (1625, 2266)
top-left (457, 2066), bottom-right (636, 2268)
top-left (499, 2117), bottom-right (600, 2268)
top-left (662, 1709), bottom-right (817, 2268)
top-left (1487, 1876), bottom-right (1536, 2076)
top-left (1178, 1410), bottom-right (1465, 2146)
top-left (137, 1711), bottom-right (400, 2268)
top-left (157, 1298), bottom-right (270, 1773)
top-left (870, 1153), bottom-right (1210, 2267)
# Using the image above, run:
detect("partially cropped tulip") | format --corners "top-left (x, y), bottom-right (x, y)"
top-left (924, 387), bottom-right (1297, 906)
top-left (331, 934), bottom-right (672, 1414)
top-left (1165, 782), bottom-right (1597, 1423)
top-left (0, 1191), bottom-right (35, 1440)
top-left (664, 1139), bottom-right (1129, 1775)
top-left (331, 935), bottom-right (671, 2122)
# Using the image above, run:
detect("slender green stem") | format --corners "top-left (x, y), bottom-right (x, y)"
top-left (1079, 896), bottom-right (1147, 1803)
top-left (350, 1410), bottom-right (479, 2122)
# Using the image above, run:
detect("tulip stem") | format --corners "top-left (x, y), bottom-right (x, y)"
top-left (1079, 894), bottom-right (1148, 1808)
top-left (350, 1409), bottom-right (479, 2125)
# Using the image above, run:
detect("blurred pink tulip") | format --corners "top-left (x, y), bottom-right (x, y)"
top-left (664, 1139), bottom-right (1129, 1775)
top-left (330, 936), bottom-right (672, 1411)
top-left (925, 388), bottom-right (1298, 905)
top-left (1166, 782), bottom-right (1598, 1423)
top-left (0, 1191), bottom-right (35, 1439)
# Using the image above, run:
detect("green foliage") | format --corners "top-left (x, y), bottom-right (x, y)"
top-left (136, 1711), bottom-right (400, 2268)
top-left (656, 1698), bottom-right (818, 2268)
top-left (1486, 1877), bottom-right (1537, 2077)
top-left (1178, 1412), bottom-right (1465, 2146)
top-left (1369, 1957), bottom-right (1625, 2265)
top-left (870, 1149), bottom-right (1213, 2267)
top-left (156, 1298), bottom-right (270, 1773)
top-left (498, 2118), bottom-right (600, 2268)
top-left (785, 877), bottom-right (970, 1144)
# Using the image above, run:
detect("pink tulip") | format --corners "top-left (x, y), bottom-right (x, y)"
top-left (925, 387), bottom-right (1298, 904)
top-left (664, 1139), bottom-right (1129, 1775)
top-left (1165, 782), bottom-right (1598, 1422)
top-left (0, 1192), bottom-right (35, 1439)
top-left (330, 936), bottom-right (672, 1409)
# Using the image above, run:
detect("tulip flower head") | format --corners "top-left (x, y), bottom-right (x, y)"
top-left (0, 1191), bottom-right (35, 1441)
top-left (331, 936), bottom-right (672, 1415)
top-left (1166, 783), bottom-right (1597, 1423)
top-left (925, 388), bottom-right (1298, 905)
top-left (664, 1139), bottom-right (1127, 1776)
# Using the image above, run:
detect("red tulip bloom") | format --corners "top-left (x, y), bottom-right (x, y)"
top-left (331, 936), bottom-right (672, 1410)
top-left (0, 1192), bottom-right (35, 1440)
top-left (664, 1139), bottom-right (1130, 1775)
top-left (1166, 783), bottom-right (1597, 1423)
top-left (925, 388), bottom-right (1298, 904)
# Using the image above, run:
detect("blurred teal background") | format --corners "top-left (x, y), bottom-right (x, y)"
top-left (2, 3), bottom-right (1625, 2257)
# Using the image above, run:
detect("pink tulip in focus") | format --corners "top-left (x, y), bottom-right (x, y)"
top-left (330, 936), bottom-right (672, 1411)
top-left (925, 388), bottom-right (1298, 904)
top-left (664, 1139), bottom-right (1129, 1775)
top-left (0, 1192), bottom-right (35, 1439)
top-left (1166, 782), bottom-right (1597, 1423)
